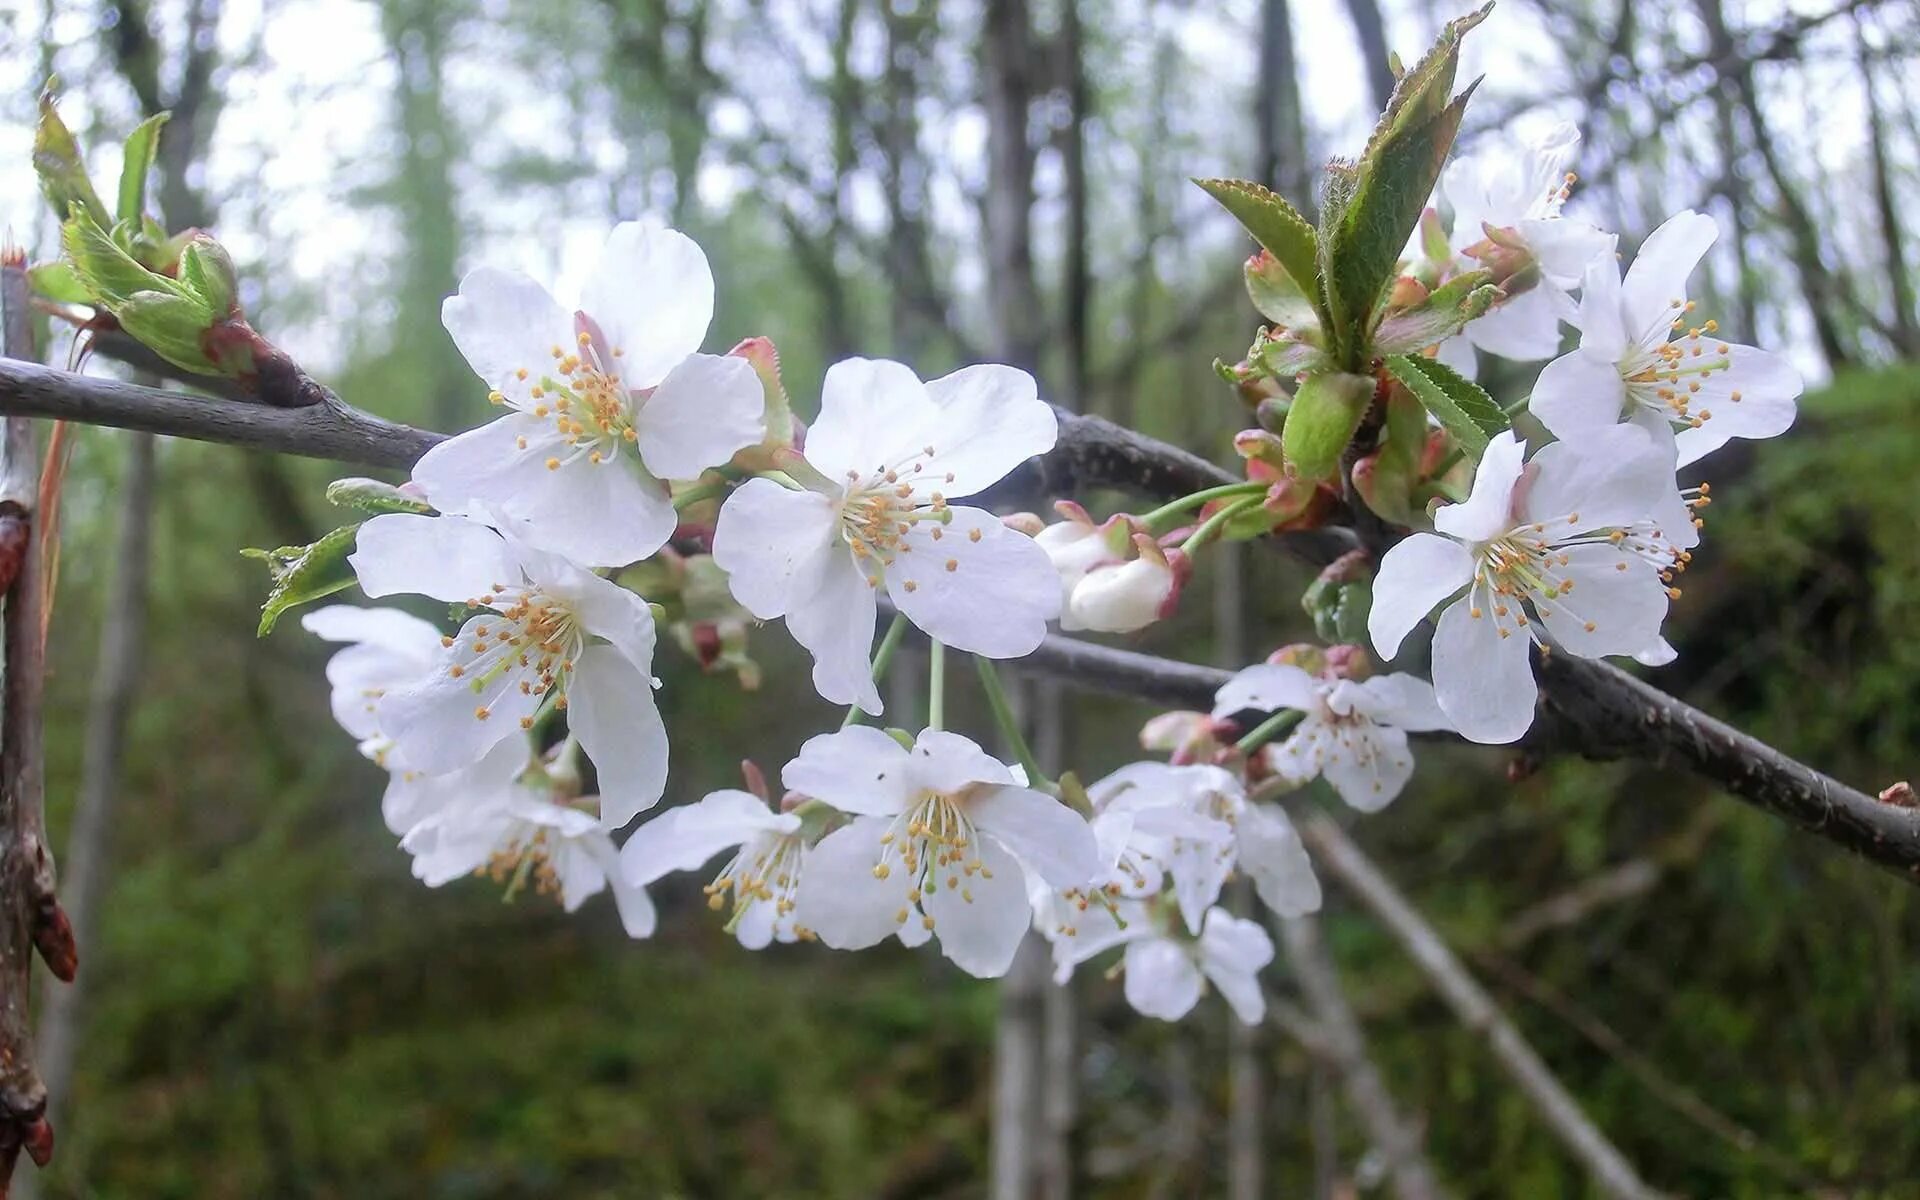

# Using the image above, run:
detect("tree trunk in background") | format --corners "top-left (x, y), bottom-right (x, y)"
top-left (1258, 0), bottom-right (1312, 211)
top-left (879, 0), bottom-right (943, 361)
top-left (992, 933), bottom-right (1048, 1200)
top-left (1341, 0), bottom-right (1396, 114)
top-left (981, 0), bottom-right (1042, 373)
top-left (1060, 0), bottom-right (1091, 404)
top-left (29, 433), bottom-right (156, 1164)
top-left (1858, 19), bottom-right (1918, 355)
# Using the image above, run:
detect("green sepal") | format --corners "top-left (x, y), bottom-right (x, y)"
top-left (326, 477), bottom-right (435, 516)
top-left (1282, 371), bottom-right (1376, 483)
top-left (33, 84), bottom-right (109, 227)
top-left (117, 111), bottom-right (169, 224)
top-left (243, 523), bottom-right (363, 637)
top-left (1372, 269), bottom-right (1502, 355)
top-left (1383, 353), bottom-right (1507, 458)
top-left (27, 262), bottom-right (91, 305)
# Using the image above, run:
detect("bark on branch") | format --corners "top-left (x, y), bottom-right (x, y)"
top-left (0, 350), bottom-right (1913, 878)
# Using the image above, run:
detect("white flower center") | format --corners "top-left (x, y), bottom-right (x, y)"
top-left (498, 319), bottom-right (641, 472)
top-left (1621, 303), bottom-right (1738, 432)
top-left (871, 787), bottom-right (994, 933)
top-left (835, 446), bottom-right (964, 589)
top-left (706, 831), bottom-right (809, 937)
top-left (449, 582), bottom-right (587, 727)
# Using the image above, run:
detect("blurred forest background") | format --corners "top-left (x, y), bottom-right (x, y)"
top-left (3, 0), bottom-right (1919, 1195)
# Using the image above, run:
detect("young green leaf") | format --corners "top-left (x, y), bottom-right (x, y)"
top-left (326, 477), bottom-right (436, 516)
top-left (1372, 268), bottom-right (1502, 355)
top-left (1384, 353), bottom-right (1507, 457)
top-left (1195, 178), bottom-right (1324, 323)
top-left (26, 262), bottom-right (92, 305)
top-left (33, 85), bottom-right (109, 226)
top-left (117, 111), bottom-right (170, 224)
top-left (243, 523), bottom-right (362, 636)
top-left (1245, 249), bottom-right (1321, 333)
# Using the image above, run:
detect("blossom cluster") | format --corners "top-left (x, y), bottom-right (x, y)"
top-left (295, 116), bottom-right (1801, 1028)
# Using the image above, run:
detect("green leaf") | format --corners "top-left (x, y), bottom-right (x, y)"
top-left (326, 477), bottom-right (435, 516)
top-left (1372, 269), bottom-right (1502, 355)
top-left (176, 236), bottom-right (238, 315)
top-left (33, 85), bottom-right (108, 226)
top-left (115, 291), bottom-right (222, 374)
top-left (1244, 249), bottom-right (1321, 333)
top-left (1282, 371), bottom-right (1376, 483)
top-left (117, 111), bottom-right (169, 224)
top-left (1376, 3), bottom-right (1492, 139)
top-left (242, 523), bottom-right (362, 636)
top-left (61, 208), bottom-right (188, 307)
top-left (27, 262), bottom-right (91, 305)
top-left (1196, 178), bottom-right (1322, 314)
top-left (1384, 353), bottom-right (1507, 457)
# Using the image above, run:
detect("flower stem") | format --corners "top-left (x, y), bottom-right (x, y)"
top-left (1180, 493), bottom-right (1263, 554)
top-left (928, 640), bottom-right (947, 732)
top-left (1234, 708), bottom-right (1305, 756)
top-left (841, 612), bottom-right (910, 729)
top-left (974, 655), bottom-right (1052, 789)
top-left (1139, 481), bottom-right (1265, 531)
top-left (670, 479), bottom-right (729, 511)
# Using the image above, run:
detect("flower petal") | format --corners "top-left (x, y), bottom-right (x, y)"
top-left (1342, 673), bottom-right (1451, 732)
top-left (1166, 833), bottom-right (1233, 936)
top-left (887, 505), bottom-right (1059, 656)
top-left (804, 357), bottom-right (939, 481)
top-left (1199, 909), bottom-right (1275, 1024)
top-left (904, 730), bottom-right (1019, 794)
top-left (441, 266), bottom-right (577, 406)
top-left (569, 645), bottom-right (669, 829)
top-left (916, 364), bottom-right (1058, 497)
top-left (1519, 423), bottom-right (1668, 531)
top-left (1672, 342), bottom-right (1801, 467)
top-left (1122, 938), bottom-right (1205, 1022)
top-left (711, 479), bottom-right (841, 621)
top-left (1434, 430), bottom-right (1527, 542)
top-left (1320, 723), bottom-right (1416, 812)
top-left (1369, 533), bottom-right (1475, 660)
top-left (1574, 252), bottom-right (1629, 360)
top-left (635, 352), bottom-right (766, 480)
top-left (1523, 217), bottom-right (1614, 289)
top-left (621, 790), bottom-right (792, 884)
top-left (782, 725), bottom-right (918, 816)
top-left (1621, 211), bottom-right (1717, 346)
top-left (302, 604), bottom-right (442, 654)
top-left (1530, 348), bottom-right (1628, 442)
top-left (1534, 543), bottom-right (1669, 659)
top-left (1238, 803), bottom-right (1322, 917)
top-left (787, 548), bottom-right (884, 714)
top-left (972, 786), bottom-right (1100, 888)
top-left (791, 817), bottom-right (907, 951)
top-left (924, 836), bottom-right (1031, 978)
top-left (1431, 593), bottom-right (1537, 744)
top-left (1213, 663), bottom-right (1321, 719)
top-left (377, 614), bottom-right (545, 772)
top-left (1464, 287), bottom-right (1564, 362)
top-left (349, 514), bottom-right (516, 604)
top-left (579, 222), bottom-right (715, 388)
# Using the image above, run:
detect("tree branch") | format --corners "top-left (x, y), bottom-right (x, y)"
top-left (1299, 815), bottom-right (1658, 1200)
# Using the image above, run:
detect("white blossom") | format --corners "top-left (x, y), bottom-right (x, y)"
top-left (1214, 663), bottom-right (1452, 812)
top-left (786, 725), bottom-right (1099, 978)
top-left (1440, 121), bottom-right (1615, 370)
top-left (1065, 541), bottom-right (1182, 634)
top-left (1531, 209), bottom-right (1802, 467)
top-left (711, 358), bottom-right (1061, 713)
top-left (1051, 901), bottom-right (1274, 1025)
top-left (621, 788), bottom-right (809, 949)
top-left (348, 512), bottom-right (667, 827)
top-left (1369, 426), bottom-right (1682, 744)
top-left (413, 222), bottom-right (764, 567)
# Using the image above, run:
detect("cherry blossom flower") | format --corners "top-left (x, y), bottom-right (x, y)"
top-left (621, 788), bottom-right (810, 949)
top-left (711, 357), bottom-right (1061, 713)
top-left (348, 512), bottom-right (667, 827)
top-left (302, 604), bottom-right (443, 744)
top-left (1368, 426), bottom-right (1680, 744)
top-left (412, 222), bottom-right (764, 567)
top-left (1092, 762), bottom-right (1321, 930)
top-left (1531, 209), bottom-right (1802, 467)
top-left (404, 774), bottom-right (656, 939)
top-left (1214, 663), bottom-right (1452, 812)
top-left (785, 725), bottom-right (1099, 978)
top-left (1440, 121), bottom-right (1615, 371)
top-left (1050, 901), bottom-right (1274, 1025)
top-left (1065, 538), bottom-right (1185, 634)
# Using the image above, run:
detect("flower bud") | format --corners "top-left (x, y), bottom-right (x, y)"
top-left (1064, 535), bottom-right (1187, 634)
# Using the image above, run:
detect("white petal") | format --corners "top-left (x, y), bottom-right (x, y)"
top-left (323, 644), bottom-right (420, 739)
top-left (782, 725), bottom-right (917, 816)
top-left (1369, 533), bottom-right (1475, 660)
top-left (620, 790), bottom-right (791, 884)
top-left (887, 506), bottom-right (1059, 655)
top-left (1086, 760), bottom-right (1185, 812)
top-left (791, 817), bottom-right (905, 951)
top-left (1213, 663), bottom-right (1321, 719)
top-left (440, 266), bottom-right (577, 405)
top-left (1063, 557), bottom-right (1175, 634)
top-left (1464, 287), bottom-right (1564, 362)
top-left (554, 838), bottom-right (611, 912)
top-left (904, 730), bottom-right (1019, 794)
top-left (1166, 834), bottom-right (1233, 936)
top-left (1435, 334), bottom-right (1479, 379)
top-left (564, 570), bottom-right (660, 679)
top-left (1574, 252), bottom-right (1629, 359)
top-left (1320, 723), bottom-right (1416, 812)
top-left (786, 548), bottom-right (884, 714)
top-left (349, 514), bottom-right (515, 603)
top-left (579, 222), bottom-right (714, 388)
top-left (1534, 543), bottom-right (1669, 659)
top-left (1238, 803), bottom-right (1322, 916)
top-left (1200, 909), bottom-right (1275, 1024)
top-left (1342, 673), bottom-right (1451, 732)
top-left (1434, 430), bottom-right (1527, 542)
top-left (1520, 423), bottom-right (1668, 531)
top-left (569, 645), bottom-right (668, 829)
top-left (1431, 593), bottom-right (1537, 744)
top-left (711, 480), bottom-right (841, 620)
top-left (1122, 938), bottom-right (1205, 1022)
top-left (1530, 349), bottom-right (1628, 442)
top-left (972, 787), bottom-right (1100, 889)
top-left (377, 614), bottom-right (546, 772)
top-left (608, 875), bottom-right (659, 939)
top-left (924, 837), bottom-right (1031, 978)
top-left (1634, 636), bottom-right (1678, 667)
top-left (1672, 342), bottom-right (1800, 467)
top-left (1622, 210), bottom-right (1716, 346)
top-left (302, 605), bottom-right (442, 654)
top-left (803, 357), bottom-right (939, 481)
top-left (916, 364), bottom-right (1059, 497)
top-left (1523, 218), bottom-right (1614, 288)
top-left (635, 352), bottom-right (765, 480)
